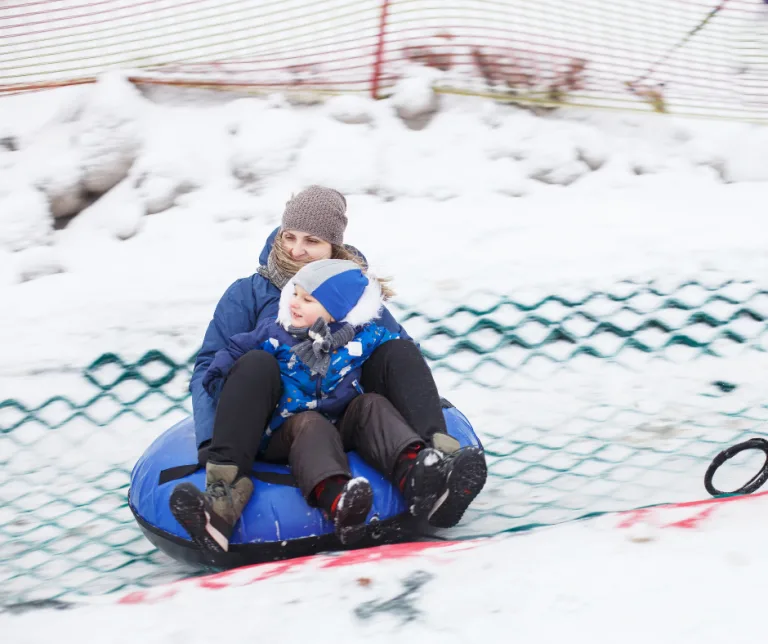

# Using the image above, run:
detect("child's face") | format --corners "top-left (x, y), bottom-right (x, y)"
top-left (290, 285), bottom-right (333, 327)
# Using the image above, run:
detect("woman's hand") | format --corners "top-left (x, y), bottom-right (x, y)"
top-left (202, 367), bottom-right (224, 399)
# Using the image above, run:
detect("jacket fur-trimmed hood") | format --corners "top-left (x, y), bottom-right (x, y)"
top-left (276, 273), bottom-right (385, 330)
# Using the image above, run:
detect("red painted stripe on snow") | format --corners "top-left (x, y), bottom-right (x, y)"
top-left (616, 490), bottom-right (768, 531)
top-left (117, 539), bottom-right (476, 605)
top-left (654, 489), bottom-right (768, 510)
top-left (117, 492), bottom-right (768, 605)
top-left (665, 505), bottom-right (718, 529)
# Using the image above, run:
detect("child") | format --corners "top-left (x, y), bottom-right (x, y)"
top-left (170, 259), bottom-right (448, 550)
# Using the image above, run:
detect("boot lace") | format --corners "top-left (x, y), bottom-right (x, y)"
top-left (208, 480), bottom-right (235, 507)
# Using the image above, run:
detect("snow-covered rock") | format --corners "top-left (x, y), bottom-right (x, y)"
top-left (75, 74), bottom-right (146, 194)
top-left (0, 124), bottom-right (87, 220)
top-left (0, 187), bottom-right (53, 252)
top-left (135, 173), bottom-right (193, 216)
top-left (67, 179), bottom-right (144, 241)
top-left (21, 124), bottom-right (87, 219)
top-left (390, 76), bottom-right (439, 122)
top-left (325, 95), bottom-right (377, 125)
top-left (107, 197), bottom-right (145, 241)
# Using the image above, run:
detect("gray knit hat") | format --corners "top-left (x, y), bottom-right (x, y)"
top-left (281, 185), bottom-right (348, 246)
top-left (293, 259), bottom-right (368, 321)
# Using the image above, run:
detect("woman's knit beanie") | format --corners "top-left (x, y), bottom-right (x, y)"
top-left (281, 185), bottom-right (348, 246)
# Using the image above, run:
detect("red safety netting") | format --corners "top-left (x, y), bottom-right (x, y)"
top-left (1, 0), bottom-right (767, 119)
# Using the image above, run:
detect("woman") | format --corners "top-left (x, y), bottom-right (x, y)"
top-left (186, 185), bottom-right (486, 546)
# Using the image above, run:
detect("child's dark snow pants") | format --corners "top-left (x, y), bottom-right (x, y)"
top-left (206, 339), bottom-right (443, 500)
top-left (261, 394), bottom-right (420, 501)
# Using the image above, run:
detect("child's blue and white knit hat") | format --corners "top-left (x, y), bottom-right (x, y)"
top-left (293, 259), bottom-right (369, 322)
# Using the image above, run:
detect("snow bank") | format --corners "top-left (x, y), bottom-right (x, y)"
top-left (66, 179), bottom-right (145, 241)
top-left (0, 187), bottom-right (52, 252)
top-left (0, 85), bottom-right (87, 149)
top-left (721, 124), bottom-right (768, 183)
top-left (325, 95), bottom-right (378, 125)
top-left (230, 105), bottom-right (311, 191)
top-left (132, 106), bottom-right (231, 215)
top-left (14, 246), bottom-right (65, 283)
top-left (295, 121), bottom-right (379, 195)
top-left (390, 75), bottom-right (440, 122)
top-left (0, 71), bottom-right (765, 290)
top-left (75, 74), bottom-right (146, 195)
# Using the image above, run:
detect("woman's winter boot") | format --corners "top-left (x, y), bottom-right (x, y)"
top-left (394, 445), bottom-right (447, 519)
top-left (427, 447), bottom-right (487, 529)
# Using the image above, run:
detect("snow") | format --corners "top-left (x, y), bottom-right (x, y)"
top-left (2, 69), bottom-right (768, 638)
top-left (75, 74), bottom-right (146, 194)
top-left (0, 187), bottom-right (52, 252)
top-left (325, 95), bottom-right (377, 125)
top-left (3, 494), bottom-right (768, 642)
top-left (231, 105), bottom-right (311, 190)
top-left (390, 75), bottom-right (440, 121)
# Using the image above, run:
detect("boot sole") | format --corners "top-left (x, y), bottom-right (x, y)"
top-left (169, 483), bottom-right (229, 553)
top-left (428, 448), bottom-right (487, 529)
top-left (407, 453), bottom-right (448, 519)
top-left (335, 480), bottom-right (374, 546)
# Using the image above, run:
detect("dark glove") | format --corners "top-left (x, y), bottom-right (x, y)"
top-left (202, 367), bottom-right (224, 399)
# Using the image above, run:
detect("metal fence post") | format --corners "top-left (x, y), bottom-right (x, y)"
top-left (371, 0), bottom-right (391, 98)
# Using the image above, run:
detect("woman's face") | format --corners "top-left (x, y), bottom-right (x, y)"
top-left (281, 229), bottom-right (333, 262)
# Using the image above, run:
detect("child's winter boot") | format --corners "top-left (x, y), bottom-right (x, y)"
top-left (315, 476), bottom-right (373, 545)
top-left (169, 462), bottom-right (254, 553)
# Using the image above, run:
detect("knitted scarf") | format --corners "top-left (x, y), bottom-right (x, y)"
top-left (258, 240), bottom-right (369, 291)
top-left (258, 250), bottom-right (295, 290)
top-left (288, 318), bottom-right (356, 377)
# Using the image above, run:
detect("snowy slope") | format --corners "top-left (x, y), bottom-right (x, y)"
top-left (2, 75), bottom-right (768, 388)
top-left (2, 493), bottom-right (767, 643)
top-left (1, 77), bottom-right (768, 525)
top-left (2, 74), bottom-right (768, 620)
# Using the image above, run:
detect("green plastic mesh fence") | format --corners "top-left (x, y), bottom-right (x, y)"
top-left (2, 276), bottom-right (768, 605)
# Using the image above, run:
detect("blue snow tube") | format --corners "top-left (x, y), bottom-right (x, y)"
top-left (129, 400), bottom-right (483, 569)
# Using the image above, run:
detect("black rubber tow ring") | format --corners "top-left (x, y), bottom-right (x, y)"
top-left (704, 437), bottom-right (768, 497)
